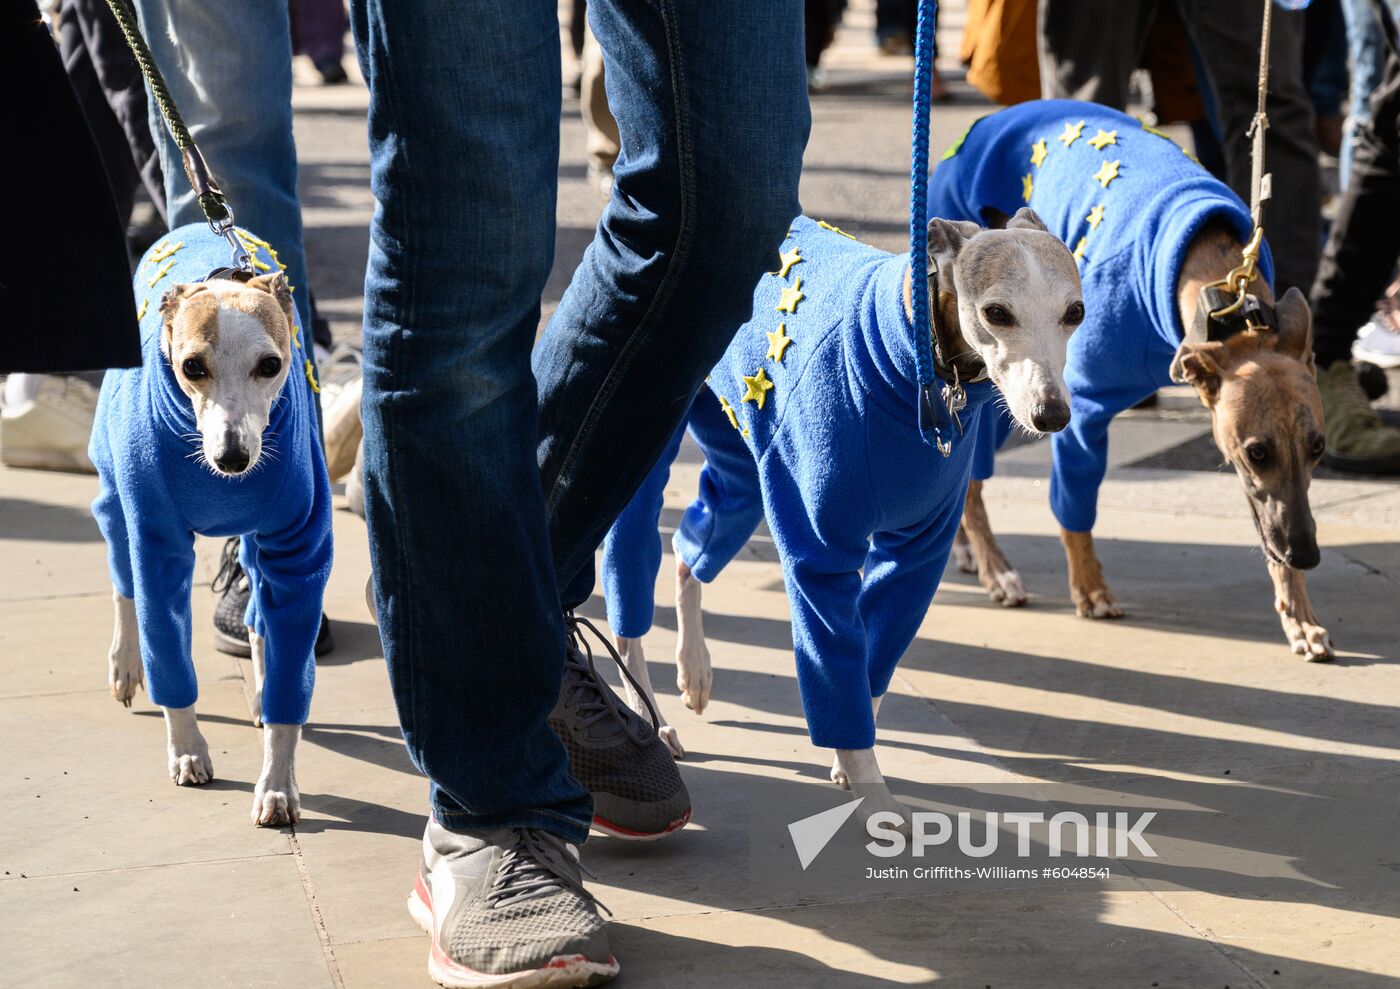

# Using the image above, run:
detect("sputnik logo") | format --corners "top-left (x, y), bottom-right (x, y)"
top-left (787, 797), bottom-right (864, 870)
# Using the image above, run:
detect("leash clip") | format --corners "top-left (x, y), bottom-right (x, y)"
top-left (209, 207), bottom-right (255, 275)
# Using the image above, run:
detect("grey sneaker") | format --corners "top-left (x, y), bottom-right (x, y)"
top-left (550, 615), bottom-right (691, 840)
top-left (408, 820), bottom-right (618, 988)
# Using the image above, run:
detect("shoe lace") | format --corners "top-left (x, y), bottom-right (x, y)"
top-left (489, 828), bottom-right (610, 916)
top-left (560, 613), bottom-right (661, 746)
top-left (210, 537), bottom-right (245, 594)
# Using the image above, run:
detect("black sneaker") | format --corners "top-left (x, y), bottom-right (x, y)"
top-left (211, 537), bottom-right (334, 657)
top-left (549, 615), bottom-right (691, 840)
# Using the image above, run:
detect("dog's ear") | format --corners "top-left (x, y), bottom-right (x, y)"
top-left (1273, 286), bottom-right (1315, 372)
top-left (248, 272), bottom-right (296, 330)
top-left (1005, 207), bottom-right (1050, 233)
top-left (1170, 341), bottom-right (1227, 404)
top-left (926, 217), bottom-right (981, 271)
top-left (158, 283), bottom-right (207, 358)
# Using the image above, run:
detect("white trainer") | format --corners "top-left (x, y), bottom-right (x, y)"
top-left (0, 375), bottom-right (99, 473)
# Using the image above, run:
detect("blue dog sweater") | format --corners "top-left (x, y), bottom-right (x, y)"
top-left (928, 100), bottom-right (1274, 531)
top-left (603, 217), bottom-right (997, 750)
top-left (88, 224), bottom-right (332, 724)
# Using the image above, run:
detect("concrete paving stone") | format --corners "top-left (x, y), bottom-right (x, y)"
top-left (0, 856), bottom-right (332, 989)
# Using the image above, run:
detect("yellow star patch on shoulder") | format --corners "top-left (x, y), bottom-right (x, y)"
top-left (1030, 139), bottom-right (1049, 168)
top-left (766, 323), bottom-right (793, 363)
top-left (1088, 129), bottom-right (1117, 150)
top-left (1021, 173), bottom-right (1034, 203)
top-left (817, 220), bottom-right (857, 240)
top-left (776, 277), bottom-right (804, 314)
top-left (1073, 236), bottom-right (1087, 262)
top-left (1086, 204), bottom-right (1105, 230)
top-left (1058, 120), bottom-right (1085, 147)
top-left (1092, 159), bottom-right (1121, 189)
top-left (718, 394), bottom-right (739, 429)
top-left (775, 247), bottom-right (803, 279)
top-left (740, 367), bottom-right (774, 409)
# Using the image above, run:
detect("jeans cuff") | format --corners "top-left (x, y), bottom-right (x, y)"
top-left (432, 803), bottom-right (593, 846)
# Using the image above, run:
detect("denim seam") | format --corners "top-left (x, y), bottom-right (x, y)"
top-left (543, 0), bottom-right (696, 519)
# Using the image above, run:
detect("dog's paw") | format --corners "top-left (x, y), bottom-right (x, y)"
top-left (251, 779), bottom-right (301, 827)
top-left (1284, 618), bottom-right (1334, 662)
top-left (830, 756), bottom-right (851, 790)
top-left (1072, 582), bottom-right (1123, 619)
top-left (658, 725), bottom-right (686, 760)
top-left (986, 568), bottom-right (1028, 608)
top-left (108, 649), bottom-right (144, 708)
top-left (677, 648), bottom-right (713, 715)
top-left (168, 745), bottom-right (213, 786)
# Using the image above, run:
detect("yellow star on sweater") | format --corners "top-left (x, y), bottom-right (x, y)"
top-left (775, 247), bottom-right (803, 279)
top-left (1092, 159), bottom-right (1121, 188)
top-left (1088, 128), bottom-right (1117, 150)
top-left (740, 367), bottom-right (774, 409)
top-left (718, 395), bottom-right (739, 429)
top-left (1073, 236), bottom-right (1088, 262)
top-left (1021, 173), bottom-right (1034, 203)
top-left (766, 323), bottom-right (793, 363)
top-left (1058, 120), bottom-right (1085, 147)
top-left (1086, 204), bottom-right (1105, 230)
top-left (776, 277), bottom-right (804, 314)
top-left (1030, 139), bottom-right (1049, 168)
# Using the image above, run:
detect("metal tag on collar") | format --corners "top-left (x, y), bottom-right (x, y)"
top-left (918, 382), bottom-right (955, 456)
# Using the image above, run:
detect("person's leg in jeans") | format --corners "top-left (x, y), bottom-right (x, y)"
top-left (1177, 0), bottom-right (1321, 295)
top-left (1036, 0), bottom-right (1157, 106)
top-left (130, 0), bottom-right (313, 336)
top-left (1311, 46), bottom-right (1400, 472)
top-left (537, 1), bottom-right (808, 606)
top-left (1342, 0), bottom-right (1386, 188)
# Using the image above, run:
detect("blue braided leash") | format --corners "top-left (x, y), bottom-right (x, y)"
top-left (908, 0), bottom-right (952, 454)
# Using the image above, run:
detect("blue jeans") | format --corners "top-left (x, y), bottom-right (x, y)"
top-left (350, 0), bottom-right (808, 842)
top-left (1342, 0), bottom-right (1400, 189)
top-left (131, 0), bottom-right (313, 334)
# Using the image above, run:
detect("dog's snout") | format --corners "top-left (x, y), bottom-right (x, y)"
top-left (1030, 400), bottom-right (1071, 433)
top-left (214, 433), bottom-right (251, 475)
top-left (1284, 541), bottom-right (1321, 571)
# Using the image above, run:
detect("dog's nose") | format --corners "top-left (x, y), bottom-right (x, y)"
top-left (1284, 542), bottom-right (1321, 571)
top-left (1031, 400), bottom-right (1071, 433)
top-left (215, 447), bottom-right (251, 474)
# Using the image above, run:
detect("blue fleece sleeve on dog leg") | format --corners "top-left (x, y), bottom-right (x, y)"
top-left (249, 447), bottom-right (333, 726)
top-left (601, 422), bottom-right (687, 640)
top-left (128, 520), bottom-right (199, 710)
top-left (1048, 391), bottom-right (1116, 533)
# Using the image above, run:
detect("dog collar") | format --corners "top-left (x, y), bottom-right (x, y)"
top-left (1189, 283), bottom-right (1278, 344)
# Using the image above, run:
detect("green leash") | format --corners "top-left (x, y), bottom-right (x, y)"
top-left (103, 0), bottom-right (253, 272)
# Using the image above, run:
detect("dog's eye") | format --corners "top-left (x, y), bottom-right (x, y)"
top-left (1245, 442), bottom-right (1270, 466)
top-left (1309, 435), bottom-right (1325, 459)
top-left (1064, 301), bottom-right (1085, 325)
top-left (982, 304), bottom-right (1014, 326)
top-left (255, 355), bottom-right (283, 378)
top-left (181, 358), bottom-right (208, 380)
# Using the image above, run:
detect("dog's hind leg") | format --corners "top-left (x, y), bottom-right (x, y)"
top-left (252, 723), bottom-right (301, 827)
top-left (617, 635), bottom-right (684, 758)
top-left (831, 696), bottom-right (882, 789)
top-left (835, 744), bottom-right (910, 830)
top-left (164, 704), bottom-right (213, 785)
top-left (1268, 560), bottom-right (1333, 661)
top-left (1061, 528), bottom-right (1122, 618)
top-left (108, 590), bottom-right (144, 707)
top-left (675, 561), bottom-right (713, 715)
top-left (961, 480), bottom-right (1027, 607)
top-left (951, 525), bottom-right (977, 574)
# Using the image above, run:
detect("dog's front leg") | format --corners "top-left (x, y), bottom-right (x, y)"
top-left (674, 561), bottom-right (713, 714)
top-left (164, 704), bottom-right (213, 784)
top-left (249, 629), bottom-right (266, 727)
top-left (961, 480), bottom-right (1027, 607)
top-left (616, 635), bottom-right (684, 758)
top-left (252, 723), bottom-right (301, 827)
top-left (1267, 560), bottom-right (1333, 661)
top-left (108, 590), bottom-right (144, 707)
top-left (1061, 528), bottom-right (1122, 618)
